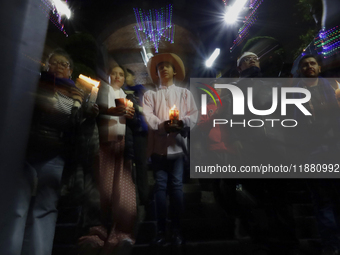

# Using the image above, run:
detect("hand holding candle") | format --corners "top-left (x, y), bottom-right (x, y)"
top-left (115, 98), bottom-right (134, 118)
top-left (169, 104), bottom-right (179, 125)
top-left (78, 75), bottom-right (100, 110)
top-left (122, 98), bottom-right (134, 119)
top-left (115, 98), bottom-right (133, 108)
top-left (125, 98), bottom-right (133, 108)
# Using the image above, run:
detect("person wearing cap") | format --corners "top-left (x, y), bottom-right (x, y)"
top-left (230, 51), bottom-right (300, 252)
top-left (237, 52), bottom-right (261, 78)
top-left (143, 53), bottom-right (198, 246)
top-left (232, 51), bottom-right (286, 164)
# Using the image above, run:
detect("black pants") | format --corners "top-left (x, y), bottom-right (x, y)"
top-left (133, 132), bottom-right (149, 205)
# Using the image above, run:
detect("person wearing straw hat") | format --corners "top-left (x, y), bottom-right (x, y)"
top-left (143, 53), bottom-right (198, 246)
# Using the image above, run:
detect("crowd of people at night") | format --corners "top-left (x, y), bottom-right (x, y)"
top-left (1, 36), bottom-right (340, 255)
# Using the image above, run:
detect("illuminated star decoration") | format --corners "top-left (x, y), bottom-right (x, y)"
top-left (313, 25), bottom-right (340, 58)
top-left (229, 0), bottom-right (264, 52)
top-left (133, 4), bottom-right (175, 53)
top-left (40, 0), bottom-right (69, 36)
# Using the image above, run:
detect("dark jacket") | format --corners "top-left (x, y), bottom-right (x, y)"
top-left (226, 77), bottom-right (287, 165)
top-left (292, 77), bottom-right (340, 148)
top-left (123, 84), bottom-right (148, 133)
top-left (125, 90), bottom-right (140, 160)
top-left (27, 72), bottom-right (84, 158)
top-left (231, 78), bottom-right (285, 144)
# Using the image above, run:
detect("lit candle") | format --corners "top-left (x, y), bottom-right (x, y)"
top-left (124, 99), bottom-right (133, 108)
top-left (78, 74), bottom-right (100, 104)
top-left (169, 104), bottom-right (179, 125)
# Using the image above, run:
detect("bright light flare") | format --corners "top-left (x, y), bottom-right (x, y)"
top-left (170, 104), bottom-right (177, 111)
top-left (79, 74), bottom-right (100, 88)
top-left (140, 52), bottom-right (147, 66)
top-left (336, 80), bottom-right (340, 89)
top-left (52, 0), bottom-right (71, 19)
top-left (141, 47), bottom-right (153, 66)
top-left (205, 48), bottom-right (220, 68)
top-left (224, 0), bottom-right (248, 24)
top-left (143, 46), bottom-right (149, 63)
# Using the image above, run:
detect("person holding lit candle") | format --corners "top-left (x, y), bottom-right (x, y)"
top-left (6, 49), bottom-right (85, 255)
top-left (143, 53), bottom-right (198, 246)
top-left (169, 104), bottom-right (179, 125)
top-left (78, 64), bottom-right (136, 253)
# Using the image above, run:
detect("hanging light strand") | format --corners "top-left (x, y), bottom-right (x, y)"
top-left (39, 0), bottom-right (69, 36)
top-left (313, 25), bottom-right (340, 58)
top-left (133, 4), bottom-right (175, 53)
top-left (230, 0), bottom-right (264, 52)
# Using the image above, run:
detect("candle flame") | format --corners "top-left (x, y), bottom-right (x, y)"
top-left (79, 74), bottom-right (100, 88)
top-left (125, 99), bottom-right (133, 107)
top-left (170, 104), bottom-right (177, 110)
top-left (336, 80), bottom-right (340, 90)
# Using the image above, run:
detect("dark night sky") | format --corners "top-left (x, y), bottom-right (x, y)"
top-left (52, 0), bottom-right (316, 77)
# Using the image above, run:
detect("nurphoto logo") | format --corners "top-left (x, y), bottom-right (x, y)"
top-left (199, 83), bottom-right (312, 128)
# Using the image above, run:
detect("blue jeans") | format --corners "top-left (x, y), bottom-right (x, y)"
top-left (0, 152), bottom-right (64, 255)
top-left (151, 153), bottom-right (184, 232)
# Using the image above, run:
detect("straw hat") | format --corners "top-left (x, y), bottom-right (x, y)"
top-left (147, 53), bottom-right (185, 84)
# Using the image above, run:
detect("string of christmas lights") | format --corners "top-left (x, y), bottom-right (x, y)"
top-left (239, 0), bottom-right (263, 33)
top-left (313, 25), bottom-right (340, 58)
top-left (133, 4), bottom-right (175, 53)
top-left (40, 0), bottom-right (68, 36)
top-left (249, 0), bottom-right (258, 8)
top-left (230, 0), bottom-right (263, 52)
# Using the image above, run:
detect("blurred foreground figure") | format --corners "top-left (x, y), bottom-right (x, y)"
top-left (3, 49), bottom-right (84, 255)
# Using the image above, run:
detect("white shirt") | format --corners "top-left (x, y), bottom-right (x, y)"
top-left (143, 84), bottom-right (198, 155)
top-left (100, 86), bottom-right (126, 141)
